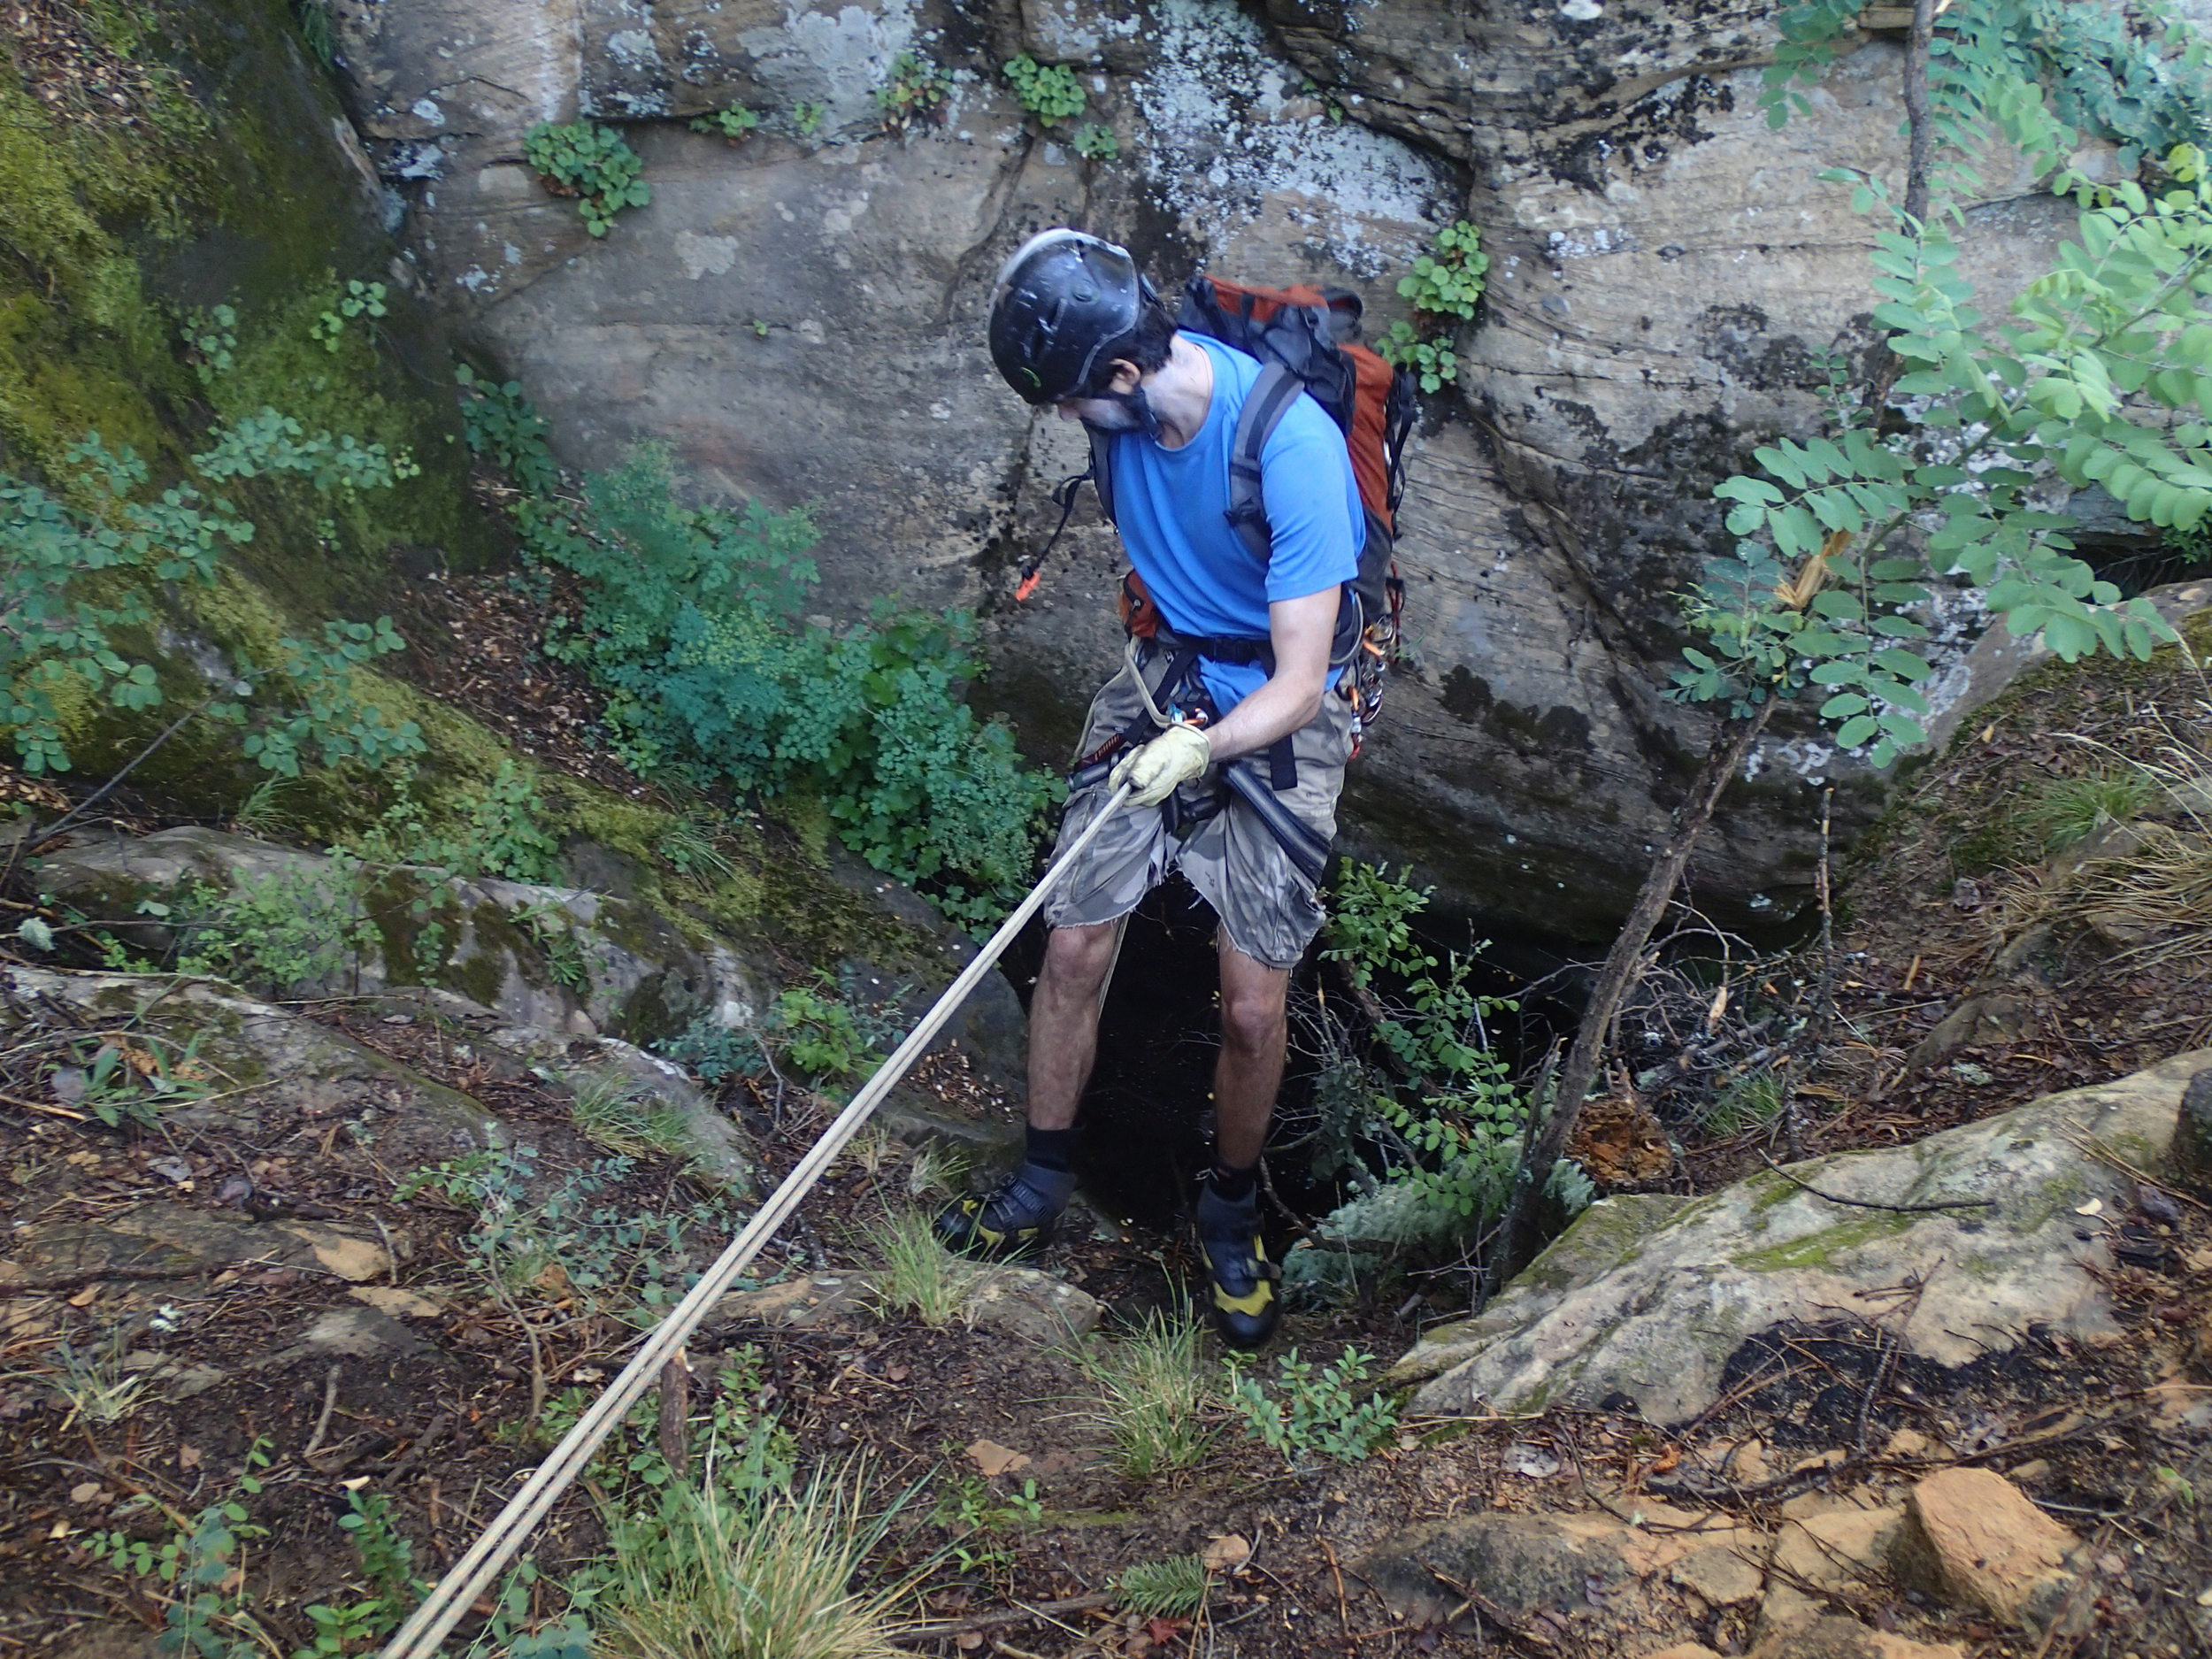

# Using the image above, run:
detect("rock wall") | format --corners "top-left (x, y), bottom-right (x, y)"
top-left (332, 0), bottom-right (2111, 938)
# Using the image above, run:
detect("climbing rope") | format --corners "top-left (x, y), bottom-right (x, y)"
top-left (377, 782), bottom-right (1135, 1659)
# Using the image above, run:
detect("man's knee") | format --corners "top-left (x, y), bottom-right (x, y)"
top-left (1218, 977), bottom-right (1287, 1054)
top-left (1041, 922), bottom-right (1119, 999)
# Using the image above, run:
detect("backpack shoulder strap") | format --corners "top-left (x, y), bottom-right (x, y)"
top-left (1224, 361), bottom-right (1304, 564)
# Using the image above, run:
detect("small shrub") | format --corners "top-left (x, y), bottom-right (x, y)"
top-left (1070, 121), bottom-right (1118, 160)
top-left (1004, 55), bottom-right (1085, 122)
top-left (1116, 1555), bottom-right (1209, 1619)
top-left (1397, 219), bottom-right (1486, 322)
top-left (1225, 1346), bottom-right (1396, 1466)
top-left (772, 980), bottom-right (881, 1080)
top-left (524, 120), bottom-right (651, 235)
top-left (173, 856), bottom-right (380, 996)
top-left (689, 104), bottom-right (762, 142)
top-left (862, 1208), bottom-right (968, 1326)
top-left (1071, 1312), bottom-right (1217, 1481)
top-left (875, 52), bottom-right (949, 128)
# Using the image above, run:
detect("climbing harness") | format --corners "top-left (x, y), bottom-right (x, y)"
top-left (375, 784), bottom-right (1136, 1659)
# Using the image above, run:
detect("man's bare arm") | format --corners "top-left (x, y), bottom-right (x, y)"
top-left (1201, 587), bottom-right (1338, 762)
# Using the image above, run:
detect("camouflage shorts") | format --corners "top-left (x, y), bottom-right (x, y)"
top-left (1041, 644), bottom-right (1353, 971)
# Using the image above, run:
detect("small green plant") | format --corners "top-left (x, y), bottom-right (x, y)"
top-left (1703, 1066), bottom-right (1786, 1135)
top-left (2023, 767), bottom-right (2160, 854)
top-left (524, 120), bottom-right (651, 236)
top-left (69, 1031), bottom-right (213, 1130)
top-left (309, 279), bottom-right (388, 353)
top-left (1, 419), bottom-right (419, 779)
top-left (861, 1208), bottom-right (968, 1326)
top-left (1003, 55), bottom-right (1085, 123)
top-left (454, 365), bottom-right (558, 495)
top-left (403, 1144), bottom-right (738, 1326)
top-left (1070, 120), bottom-right (1118, 160)
top-left (180, 303), bottom-right (238, 383)
top-left (88, 1440), bottom-right (273, 1659)
top-left (516, 902), bottom-right (591, 992)
top-left (772, 980), bottom-right (881, 1080)
top-left (1377, 320), bottom-right (1457, 394)
top-left (1225, 1346), bottom-right (1397, 1466)
top-left (1071, 1311), bottom-right (1217, 1481)
top-left (875, 52), bottom-right (949, 128)
top-left (791, 101), bottom-right (826, 136)
top-left (1397, 219), bottom-right (1487, 322)
top-left (688, 104), bottom-right (762, 142)
top-left (1116, 1555), bottom-right (1210, 1619)
top-left (656, 1015), bottom-right (770, 1085)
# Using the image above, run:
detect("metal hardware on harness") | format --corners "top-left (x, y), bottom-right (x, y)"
top-left (375, 783), bottom-right (1138, 1659)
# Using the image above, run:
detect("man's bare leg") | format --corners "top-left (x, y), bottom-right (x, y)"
top-left (1212, 940), bottom-right (1289, 1167)
top-left (1026, 920), bottom-right (1121, 1129)
top-left (936, 918), bottom-right (1119, 1256)
top-left (1199, 937), bottom-right (1288, 1348)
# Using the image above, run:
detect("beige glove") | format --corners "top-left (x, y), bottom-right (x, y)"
top-left (1109, 723), bottom-right (1213, 808)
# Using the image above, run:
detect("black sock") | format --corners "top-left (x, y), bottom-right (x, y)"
top-left (1025, 1124), bottom-right (1078, 1173)
top-left (1210, 1160), bottom-right (1257, 1203)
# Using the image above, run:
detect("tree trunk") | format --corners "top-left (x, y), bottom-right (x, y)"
top-left (1484, 700), bottom-right (1776, 1301)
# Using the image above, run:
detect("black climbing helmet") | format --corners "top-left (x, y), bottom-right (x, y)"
top-left (987, 228), bottom-right (1164, 405)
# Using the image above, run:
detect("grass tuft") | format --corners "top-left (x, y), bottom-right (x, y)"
top-left (570, 1077), bottom-right (695, 1163)
top-left (1071, 1311), bottom-right (1217, 1482)
top-left (602, 1464), bottom-right (912, 1659)
top-left (2022, 767), bottom-right (2160, 854)
top-left (861, 1208), bottom-right (971, 1327)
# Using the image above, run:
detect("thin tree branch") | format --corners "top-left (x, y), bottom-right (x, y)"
top-left (1486, 702), bottom-right (1777, 1301)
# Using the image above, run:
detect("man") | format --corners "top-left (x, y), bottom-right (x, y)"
top-left (936, 228), bottom-right (1363, 1349)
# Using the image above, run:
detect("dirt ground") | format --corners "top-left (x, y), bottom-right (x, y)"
top-left (3, 586), bottom-right (2209, 1659)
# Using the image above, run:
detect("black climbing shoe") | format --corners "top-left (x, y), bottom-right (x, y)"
top-left (1196, 1181), bottom-right (1280, 1350)
top-left (935, 1161), bottom-right (1076, 1259)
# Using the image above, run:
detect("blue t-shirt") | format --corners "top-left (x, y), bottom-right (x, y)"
top-left (1105, 335), bottom-right (1363, 712)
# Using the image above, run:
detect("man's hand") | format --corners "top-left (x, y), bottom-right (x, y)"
top-left (1110, 723), bottom-right (1211, 808)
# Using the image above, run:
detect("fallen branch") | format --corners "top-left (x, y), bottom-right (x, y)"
top-left (1419, 1561), bottom-right (1554, 1653)
top-left (895, 1593), bottom-right (1116, 1641)
top-left (1755, 1149), bottom-right (1993, 1213)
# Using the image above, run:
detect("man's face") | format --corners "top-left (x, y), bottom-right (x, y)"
top-left (1053, 358), bottom-right (1142, 428)
top-left (1056, 393), bottom-right (1144, 431)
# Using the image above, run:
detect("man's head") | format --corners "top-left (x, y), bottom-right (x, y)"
top-left (987, 229), bottom-right (1176, 429)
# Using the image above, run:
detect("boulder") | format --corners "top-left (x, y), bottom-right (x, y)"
top-left (1762, 1499), bottom-right (1906, 1632)
top-left (331, 0), bottom-right (2130, 933)
top-left (30, 826), bottom-right (771, 1048)
top-left (1749, 1617), bottom-right (1962, 1659)
top-left (1397, 1051), bottom-right (2210, 1423)
top-left (1903, 1468), bottom-right (2080, 1632)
